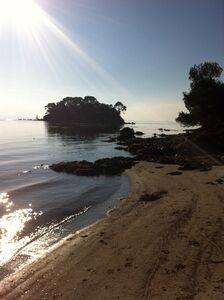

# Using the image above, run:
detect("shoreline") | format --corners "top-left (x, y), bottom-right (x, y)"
top-left (0, 161), bottom-right (224, 299)
top-left (0, 173), bottom-right (130, 281)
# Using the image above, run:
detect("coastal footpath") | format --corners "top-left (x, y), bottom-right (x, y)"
top-left (0, 161), bottom-right (223, 299)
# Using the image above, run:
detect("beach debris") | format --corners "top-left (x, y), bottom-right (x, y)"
top-left (174, 263), bottom-right (186, 270)
top-left (167, 171), bottom-right (183, 176)
top-left (80, 235), bottom-right (88, 238)
top-left (189, 240), bottom-right (200, 247)
top-left (215, 178), bottom-right (224, 184)
top-left (124, 262), bottom-right (132, 267)
top-left (139, 190), bottom-right (168, 202)
top-left (107, 269), bottom-right (114, 274)
top-left (99, 239), bottom-right (108, 245)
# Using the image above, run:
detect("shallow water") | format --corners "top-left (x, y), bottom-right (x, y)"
top-left (0, 120), bottom-right (183, 279)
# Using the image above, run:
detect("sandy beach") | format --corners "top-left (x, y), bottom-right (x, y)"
top-left (0, 161), bottom-right (224, 300)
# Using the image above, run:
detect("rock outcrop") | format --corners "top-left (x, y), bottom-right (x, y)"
top-left (50, 157), bottom-right (135, 176)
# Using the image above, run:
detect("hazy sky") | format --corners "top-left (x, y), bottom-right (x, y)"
top-left (0, 0), bottom-right (223, 121)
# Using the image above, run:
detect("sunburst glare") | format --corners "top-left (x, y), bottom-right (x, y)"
top-left (0, 0), bottom-right (43, 30)
top-left (0, 0), bottom-right (125, 94)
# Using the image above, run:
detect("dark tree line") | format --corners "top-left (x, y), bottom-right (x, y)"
top-left (176, 62), bottom-right (224, 129)
top-left (43, 96), bottom-right (126, 127)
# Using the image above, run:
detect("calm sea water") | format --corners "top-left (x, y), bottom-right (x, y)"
top-left (0, 120), bottom-right (183, 279)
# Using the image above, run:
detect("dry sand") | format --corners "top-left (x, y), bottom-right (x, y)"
top-left (0, 162), bottom-right (224, 300)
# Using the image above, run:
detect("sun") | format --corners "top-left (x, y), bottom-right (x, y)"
top-left (0, 0), bottom-right (118, 90)
top-left (0, 0), bottom-right (43, 30)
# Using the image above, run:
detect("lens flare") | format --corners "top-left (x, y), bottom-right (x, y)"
top-left (0, 0), bottom-right (43, 30)
top-left (0, 0), bottom-right (127, 95)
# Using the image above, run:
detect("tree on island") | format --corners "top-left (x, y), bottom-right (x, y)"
top-left (114, 101), bottom-right (127, 115)
top-left (43, 96), bottom-right (126, 127)
top-left (176, 62), bottom-right (224, 129)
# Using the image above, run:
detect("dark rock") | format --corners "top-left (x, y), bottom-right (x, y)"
top-left (51, 127), bottom-right (224, 178)
top-left (95, 157), bottom-right (134, 175)
top-left (191, 128), bottom-right (224, 153)
top-left (50, 156), bottom-right (135, 176)
top-left (135, 131), bottom-right (144, 136)
top-left (51, 160), bottom-right (98, 176)
top-left (117, 127), bottom-right (135, 141)
top-left (128, 142), bottom-right (144, 153)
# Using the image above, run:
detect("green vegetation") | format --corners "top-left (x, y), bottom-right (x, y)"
top-left (44, 96), bottom-right (126, 128)
top-left (176, 62), bottom-right (224, 129)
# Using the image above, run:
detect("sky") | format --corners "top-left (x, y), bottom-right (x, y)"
top-left (0, 0), bottom-right (223, 121)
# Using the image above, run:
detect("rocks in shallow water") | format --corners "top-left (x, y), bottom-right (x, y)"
top-left (51, 160), bottom-right (97, 176)
top-left (95, 157), bottom-right (135, 175)
top-left (128, 141), bottom-right (145, 153)
top-left (158, 128), bottom-right (170, 132)
top-left (50, 156), bottom-right (135, 176)
top-left (51, 128), bottom-right (222, 179)
top-left (116, 131), bottom-right (221, 170)
top-left (135, 131), bottom-right (144, 136)
top-left (117, 127), bottom-right (135, 140)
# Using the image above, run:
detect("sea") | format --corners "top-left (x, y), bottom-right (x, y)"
top-left (0, 120), bottom-right (184, 280)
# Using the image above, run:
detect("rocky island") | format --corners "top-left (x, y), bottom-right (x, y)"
top-left (43, 96), bottom-right (126, 130)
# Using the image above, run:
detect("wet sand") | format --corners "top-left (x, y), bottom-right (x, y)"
top-left (0, 162), bottom-right (224, 299)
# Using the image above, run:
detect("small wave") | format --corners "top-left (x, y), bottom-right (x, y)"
top-left (33, 164), bottom-right (49, 170)
top-left (0, 205), bottom-right (92, 279)
top-left (9, 178), bottom-right (62, 195)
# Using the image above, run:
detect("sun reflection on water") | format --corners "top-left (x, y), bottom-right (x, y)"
top-left (0, 192), bottom-right (13, 212)
top-left (0, 192), bottom-right (92, 275)
top-left (0, 192), bottom-right (40, 266)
